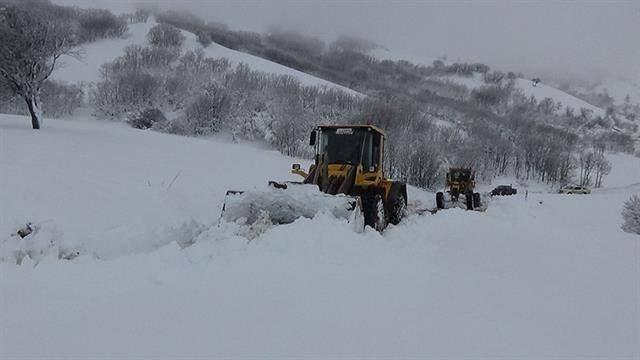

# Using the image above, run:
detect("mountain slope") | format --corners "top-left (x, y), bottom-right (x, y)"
top-left (372, 48), bottom-right (607, 116)
top-left (51, 21), bottom-right (156, 84)
top-left (51, 18), bottom-right (360, 97)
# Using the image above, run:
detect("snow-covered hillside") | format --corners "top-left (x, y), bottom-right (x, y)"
top-left (51, 20), bottom-right (156, 84)
top-left (441, 74), bottom-right (606, 117)
top-left (1, 114), bottom-right (639, 358)
top-left (52, 18), bottom-right (360, 96)
top-left (595, 77), bottom-right (640, 105)
top-left (373, 49), bottom-right (607, 116)
top-left (514, 78), bottom-right (606, 117)
top-left (180, 31), bottom-right (361, 96)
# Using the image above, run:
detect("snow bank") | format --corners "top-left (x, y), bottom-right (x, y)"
top-left (221, 184), bottom-right (360, 226)
top-left (0, 114), bottom-right (299, 260)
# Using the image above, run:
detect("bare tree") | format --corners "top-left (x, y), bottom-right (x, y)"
top-left (0, 3), bottom-right (78, 129)
top-left (591, 146), bottom-right (611, 188)
top-left (578, 150), bottom-right (596, 186)
top-left (622, 194), bottom-right (640, 235)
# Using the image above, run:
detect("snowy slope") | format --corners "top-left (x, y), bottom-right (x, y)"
top-left (595, 77), bottom-right (640, 105)
top-left (1, 114), bottom-right (639, 358)
top-left (373, 48), bottom-right (607, 116)
top-left (180, 31), bottom-right (362, 96)
top-left (440, 74), bottom-right (606, 117)
top-left (51, 20), bottom-right (157, 84)
top-left (51, 18), bottom-right (360, 97)
top-left (371, 47), bottom-right (444, 67)
top-left (514, 78), bottom-right (606, 116)
top-left (0, 114), bottom-right (300, 260)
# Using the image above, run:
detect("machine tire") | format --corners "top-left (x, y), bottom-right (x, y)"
top-left (465, 192), bottom-right (474, 210)
top-left (436, 192), bottom-right (445, 209)
top-left (387, 190), bottom-right (407, 226)
top-left (363, 194), bottom-right (387, 232)
top-left (473, 192), bottom-right (481, 208)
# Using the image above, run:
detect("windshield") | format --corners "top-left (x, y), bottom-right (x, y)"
top-left (320, 128), bottom-right (364, 165)
top-left (450, 170), bottom-right (470, 182)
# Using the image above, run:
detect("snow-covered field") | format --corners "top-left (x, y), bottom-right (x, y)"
top-left (1, 114), bottom-right (638, 358)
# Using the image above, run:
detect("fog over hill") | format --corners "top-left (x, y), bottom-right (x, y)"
top-left (55, 0), bottom-right (640, 84)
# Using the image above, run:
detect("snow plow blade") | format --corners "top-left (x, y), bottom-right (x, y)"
top-left (221, 183), bottom-right (364, 230)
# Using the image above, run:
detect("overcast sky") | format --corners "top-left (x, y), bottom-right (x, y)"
top-left (57, 0), bottom-right (640, 83)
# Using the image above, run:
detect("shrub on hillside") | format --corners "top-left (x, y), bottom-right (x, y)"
top-left (622, 194), bottom-right (640, 235)
top-left (147, 23), bottom-right (185, 48)
top-left (176, 86), bottom-right (231, 135)
top-left (41, 81), bottom-right (83, 117)
top-left (127, 108), bottom-right (167, 129)
top-left (0, 80), bottom-right (82, 118)
top-left (77, 8), bottom-right (128, 43)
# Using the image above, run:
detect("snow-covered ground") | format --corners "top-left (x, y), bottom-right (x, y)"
top-left (1, 114), bottom-right (638, 358)
top-left (0, 114), bottom-right (299, 260)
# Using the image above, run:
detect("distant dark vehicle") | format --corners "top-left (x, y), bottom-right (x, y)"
top-left (491, 185), bottom-right (517, 196)
top-left (558, 185), bottom-right (591, 195)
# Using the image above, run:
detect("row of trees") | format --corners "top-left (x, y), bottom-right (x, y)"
top-left (92, 25), bottom-right (360, 158)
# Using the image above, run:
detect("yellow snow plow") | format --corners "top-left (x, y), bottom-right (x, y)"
top-left (221, 125), bottom-right (407, 231)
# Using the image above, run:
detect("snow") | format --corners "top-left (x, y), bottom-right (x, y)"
top-left (221, 184), bottom-right (361, 226)
top-left (595, 77), bottom-right (640, 105)
top-left (373, 47), bottom-right (607, 116)
top-left (437, 73), bottom-right (486, 90)
top-left (371, 47), bottom-right (445, 67)
top-left (51, 20), bottom-right (157, 84)
top-left (514, 78), bottom-right (606, 117)
top-left (51, 18), bottom-right (360, 98)
top-left (1, 113), bottom-right (639, 358)
top-left (180, 31), bottom-right (362, 97)
top-left (445, 75), bottom-right (609, 117)
top-left (0, 114), bottom-right (299, 260)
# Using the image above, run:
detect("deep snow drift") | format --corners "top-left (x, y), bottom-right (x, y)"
top-left (1, 114), bottom-right (639, 358)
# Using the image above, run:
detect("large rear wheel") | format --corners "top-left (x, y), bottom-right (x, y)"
top-left (363, 194), bottom-right (387, 232)
top-left (465, 192), bottom-right (474, 210)
top-left (436, 192), bottom-right (445, 209)
top-left (387, 191), bottom-right (407, 226)
top-left (473, 192), bottom-right (481, 208)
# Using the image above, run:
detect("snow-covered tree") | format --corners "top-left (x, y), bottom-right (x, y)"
top-left (622, 195), bottom-right (640, 235)
top-left (147, 23), bottom-right (185, 48)
top-left (0, 4), bottom-right (78, 129)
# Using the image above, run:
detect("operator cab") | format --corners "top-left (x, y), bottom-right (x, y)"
top-left (309, 125), bottom-right (384, 173)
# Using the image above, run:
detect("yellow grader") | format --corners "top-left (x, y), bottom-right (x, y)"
top-left (436, 168), bottom-right (482, 211)
top-left (222, 125), bottom-right (408, 232)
